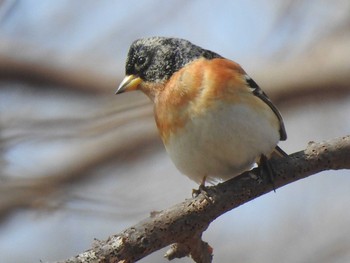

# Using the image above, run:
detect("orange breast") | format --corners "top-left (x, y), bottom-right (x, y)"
top-left (154, 57), bottom-right (252, 144)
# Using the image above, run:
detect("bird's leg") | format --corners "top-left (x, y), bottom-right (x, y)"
top-left (192, 176), bottom-right (208, 198)
top-left (259, 155), bottom-right (276, 192)
top-left (199, 176), bottom-right (207, 191)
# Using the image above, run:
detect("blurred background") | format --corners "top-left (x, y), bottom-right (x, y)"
top-left (1, 0), bottom-right (350, 262)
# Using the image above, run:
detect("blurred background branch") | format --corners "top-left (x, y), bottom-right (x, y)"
top-left (0, 1), bottom-right (350, 262)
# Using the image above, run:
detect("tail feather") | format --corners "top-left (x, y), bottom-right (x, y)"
top-left (270, 145), bottom-right (288, 159)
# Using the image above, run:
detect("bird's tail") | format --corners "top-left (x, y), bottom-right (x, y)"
top-left (270, 145), bottom-right (288, 159)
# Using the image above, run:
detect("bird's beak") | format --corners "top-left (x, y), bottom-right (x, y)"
top-left (115, 75), bottom-right (142, 94)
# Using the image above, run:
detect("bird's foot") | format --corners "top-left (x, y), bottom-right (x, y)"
top-left (259, 155), bottom-right (277, 192)
top-left (192, 176), bottom-right (211, 200)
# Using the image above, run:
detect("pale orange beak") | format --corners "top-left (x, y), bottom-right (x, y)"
top-left (115, 75), bottom-right (142, 94)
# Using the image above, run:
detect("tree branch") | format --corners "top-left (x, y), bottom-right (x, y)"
top-left (56, 135), bottom-right (350, 263)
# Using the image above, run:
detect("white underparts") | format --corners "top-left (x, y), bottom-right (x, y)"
top-left (164, 103), bottom-right (280, 184)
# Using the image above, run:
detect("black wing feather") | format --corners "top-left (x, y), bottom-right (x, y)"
top-left (245, 76), bottom-right (287, 141)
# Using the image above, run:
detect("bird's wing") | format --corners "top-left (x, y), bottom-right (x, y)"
top-left (244, 75), bottom-right (287, 141)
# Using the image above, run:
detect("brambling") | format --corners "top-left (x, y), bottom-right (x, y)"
top-left (116, 37), bottom-right (287, 185)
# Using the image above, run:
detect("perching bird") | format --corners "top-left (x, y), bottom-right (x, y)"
top-left (116, 37), bottom-right (287, 185)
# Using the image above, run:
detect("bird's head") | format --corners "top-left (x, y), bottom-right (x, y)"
top-left (116, 37), bottom-right (221, 97)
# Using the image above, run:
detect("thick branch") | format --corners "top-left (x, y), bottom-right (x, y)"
top-left (57, 135), bottom-right (350, 263)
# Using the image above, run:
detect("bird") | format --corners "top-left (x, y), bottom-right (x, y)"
top-left (116, 37), bottom-right (287, 186)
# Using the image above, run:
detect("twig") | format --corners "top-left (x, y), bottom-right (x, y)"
top-left (56, 135), bottom-right (350, 263)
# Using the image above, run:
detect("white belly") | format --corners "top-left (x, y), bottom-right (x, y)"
top-left (164, 103), bottom-right (280, 183)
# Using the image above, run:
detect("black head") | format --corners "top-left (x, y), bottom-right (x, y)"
top-left (124, 37), bottom-right (222, 83)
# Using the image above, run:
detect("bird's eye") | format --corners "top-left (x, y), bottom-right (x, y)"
top-left (136, 56), bottom-right (146, 66)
